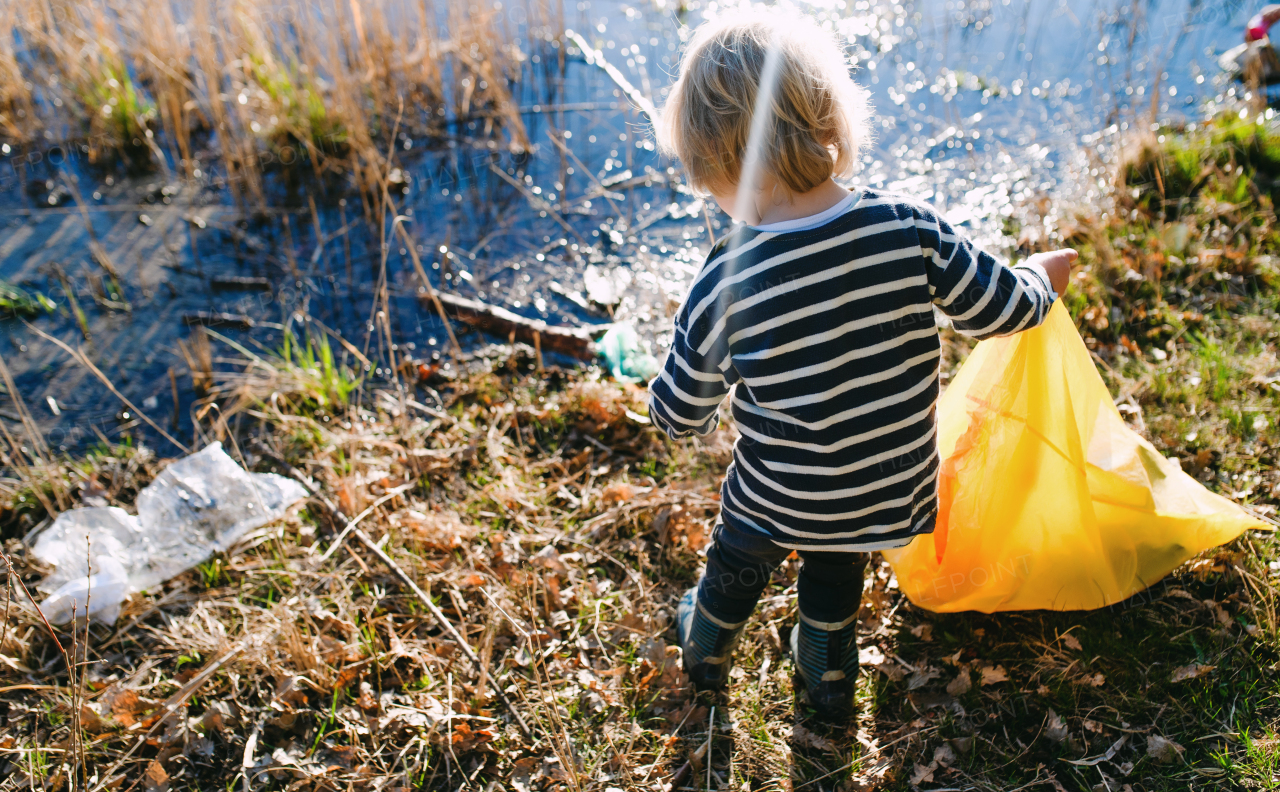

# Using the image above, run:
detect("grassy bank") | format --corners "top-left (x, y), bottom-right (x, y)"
top-left (3, 114), bottom-right (1280, 792)
top-left (1, 0), bottom-right (544, 204)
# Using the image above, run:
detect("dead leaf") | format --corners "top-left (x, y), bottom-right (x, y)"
top-left (1170, 663), bottom-right (1215, 683)
top-left (1067, 736), bottom-right (1128, 767)
top-left (662, 700), bottom-right (696, 728)
top-left (933, 743), bottom-right (958, 767)
top-left (419, 695), bottom-right (451, 722)
top-left (902, 747), bottom-right (953, 790)
top-left (380, 708), bottom-right (432, 732)
top-left (541, 757), bottom-right (572, 782)
top-left (1046, 709), bottom-right (1069, 743)
top-left (337, 480), bottom-right (359, 516)
top-left (979, 664), bottom-right (1008, 685)
top-left (909, 761), bottom-right (937, 785)
top-left (791, 724), bottom-right (837, 752)
top-left (356, 681), bottom-right (380, 715)
top-left (668, 702), bottom-right (707, 727)
top-left (1060, 633), bottom-right (1083, 652)
top-left (907, 690), bottom-right (958, 712)
top-left (450, 721), bottom-right (495, 753)
top-left (141, 761), bottom-right (169, 792)
top-left (402, 508), bottom-right (478, 550)
top-left (685, 521), bottom-right (709, 551)
top-left (79, 704), bottom-right (110, 734)
top-left (184, 734), bottom-right (214, 760)
top-left (531, 545), bottom-right (568, 574)
top-left (600, 482), bottom-right (634, 505)
top-left (910, 623), bottom-right (934, 642)
top-left (1146, 734), bottom-right (1184, 764)
top-left (107, 689), bottom-right (157, 728)
top-left (858, 644), bottom-right (886, 666)
top-left (878, 663), bottom-right (906, 682)
top-left (1204, 600), bottom-right (1232, 627)
top-left (510, 757), bottom-right (539, 792)
top-left (322, 744), bottom-right (357, 770)
top-left (1083, 672), bottom-right (1106, 687)
top-left (200, 702), bottom-right (234, 734)
top-left (907, 665), bottom-right (942, 690)
top-left (946, 668), bottom-right (972, 696)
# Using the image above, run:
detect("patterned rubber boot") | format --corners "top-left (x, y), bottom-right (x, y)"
top-left (676, 587), bottom-right (748, 690)
top-left (790, 610), bottom-right (860, 721)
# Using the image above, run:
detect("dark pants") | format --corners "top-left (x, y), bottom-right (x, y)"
top-left (696, 521), bottom-right (870, 625)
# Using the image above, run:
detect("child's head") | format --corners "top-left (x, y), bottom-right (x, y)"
top-left (657, 10), bottom-right (871, 203)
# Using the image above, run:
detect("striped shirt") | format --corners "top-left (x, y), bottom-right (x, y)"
top-left (647, 189), bottom-right (1057, 551)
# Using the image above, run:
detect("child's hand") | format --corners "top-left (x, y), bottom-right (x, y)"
top-left (1026, 249), bottom-right (1077, 297)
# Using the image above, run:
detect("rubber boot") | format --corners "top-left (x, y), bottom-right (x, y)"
top-left (676, 587), bottom-right (747, 690)
top-left (790, 610), bottom-right (860, 721)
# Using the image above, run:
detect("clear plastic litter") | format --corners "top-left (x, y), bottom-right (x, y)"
top-left (598, 322), bottom-right (661, 384)
top-left (31, 442), bottom-right (307, 624)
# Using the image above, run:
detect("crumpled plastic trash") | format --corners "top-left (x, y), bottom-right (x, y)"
top-left (883, 302), bottom-right (1265, 612)
top-left (38, 554), bottom-right (130, 627)
top-left (32, 442), bottom-right (307, 624)
top-left (598, 323), bottom-right (659, 384)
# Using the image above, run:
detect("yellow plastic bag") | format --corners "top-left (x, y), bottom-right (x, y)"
top-left (883, 302), bottom-right (1265, 612)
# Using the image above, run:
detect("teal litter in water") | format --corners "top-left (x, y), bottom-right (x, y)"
top-left (598, 323), bottom-right (660, 384)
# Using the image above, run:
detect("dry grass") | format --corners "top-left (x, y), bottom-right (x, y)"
top-left (1, 0), bottom-right (538, 204)
top-left (0, 332), bottom-right (1277, 791)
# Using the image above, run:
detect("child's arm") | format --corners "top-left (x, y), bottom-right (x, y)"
top-left (647, 314), bottom-right (733, 439)
top-left (918, 207), bottom-right (1072, 339)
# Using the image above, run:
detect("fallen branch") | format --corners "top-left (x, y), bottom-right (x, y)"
top-left (183, 312), bottom-right (254, 329)
top-left (428, 291), bottom-right (608, 361)
top-left (210, 276), bottom-right (271, 292)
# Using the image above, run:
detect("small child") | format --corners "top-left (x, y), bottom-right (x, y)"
top-left (649, 11), bottom-right (1075, 719)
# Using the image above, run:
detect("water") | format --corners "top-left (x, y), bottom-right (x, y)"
top-left (0, 0), bottom-right (1260, 454)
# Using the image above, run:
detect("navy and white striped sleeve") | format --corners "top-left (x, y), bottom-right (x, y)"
top-left (647, 312), bottom-right (733, 440)
top-left (917, 206), bottom-right (1057, 340)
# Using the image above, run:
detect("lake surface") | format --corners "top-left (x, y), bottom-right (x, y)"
top-left (0, 0), bottom-right (1259, 454)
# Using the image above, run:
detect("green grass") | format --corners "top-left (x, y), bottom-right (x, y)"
top-left (0, 279), bottom-right (55, 318)
top-left (272, 328), bottom-right (363, 414)
top-left (243, 53), bottom-right (348, 152)
top-left (81, 62), bottom-right (156, 147)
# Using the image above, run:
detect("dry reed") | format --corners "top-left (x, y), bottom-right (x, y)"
top-left (2, 0), bottom-right (539, 204)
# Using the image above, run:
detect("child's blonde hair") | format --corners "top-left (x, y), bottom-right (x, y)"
top-left (657, 11), bottom-right (871, 198)
top-left (660, 10), bottom-right (870, 198)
